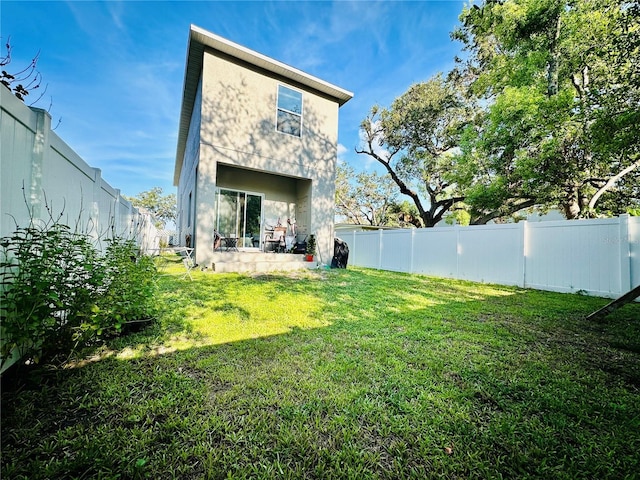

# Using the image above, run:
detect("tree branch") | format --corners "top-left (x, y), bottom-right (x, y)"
top-left (588, 159), bottom-right (640, 210)
top-left (355, 144), bottom-right (428, 222)
top-left (470, 198), bottom-right (536, 225)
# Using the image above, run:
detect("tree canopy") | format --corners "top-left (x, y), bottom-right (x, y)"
top-left (452, 0), bottom-right (640, 220)
top-left (124, 187), bottom-right (176, 228)
top-left (335, 164), bottom-right (422, 227)
top-left (354, 0), bottom-right (639, 226)
top-left (356, 75), bottom-right (471, 227)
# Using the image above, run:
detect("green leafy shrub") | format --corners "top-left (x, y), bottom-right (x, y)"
top-left (0, 221), bottom-right (157, 368)
top-left (306, 234), bottom-right (316, 256)
top-left (0, 222), bottom-right (103, 364)
top-left (92, 238), bottom-right (157, 335)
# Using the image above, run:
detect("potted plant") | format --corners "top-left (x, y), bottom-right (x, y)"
top-left (305, 234), bottom-right (316, 262)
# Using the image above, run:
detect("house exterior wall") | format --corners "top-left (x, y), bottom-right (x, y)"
top-left (187, 47), bottom-right (340, 267)
top-left (177, 77), bottom-right (203, 249)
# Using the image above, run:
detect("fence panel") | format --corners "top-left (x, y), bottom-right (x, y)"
top-left (1, 92), bottom-right (39, 235)
top-left (380, 229), bottom-right (412, 272)
top-left (349, 231), bottom-right (380, 268)
top-left (629, 217), bottom-right (640, 290)
top-left (44, 134), bottom-right (99, 234)
top-left (411, 228), bottom-right (458, 278)
top-left (458, 223), bottom-right (525, 287)
top-left (526, 218), bottom-right (625, 296)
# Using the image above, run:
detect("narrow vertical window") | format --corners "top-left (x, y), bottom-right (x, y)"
top-left (276, 85), bottom-right (302, 137)
top-left (187, 191), bottom-right (192, 227)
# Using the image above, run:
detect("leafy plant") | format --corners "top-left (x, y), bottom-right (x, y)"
top-left (305, 234), bottom-right (316, 256)
top-left (0, 220), bottom-right (157, 368)
top-left (93, 238), bottom-right (157, 334)
top-left (0, 222), bottom-right (103, 364)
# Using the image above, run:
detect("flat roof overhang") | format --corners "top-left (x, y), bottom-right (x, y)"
top-left (173, 25), bottom-right (354, 186)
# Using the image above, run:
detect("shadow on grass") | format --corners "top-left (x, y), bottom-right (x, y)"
top-left (2, 267), bottom-right (640, 478)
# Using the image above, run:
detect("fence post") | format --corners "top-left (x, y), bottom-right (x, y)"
top-left (113, 189), bottom-right (121, 238)
top-left (29, 109), bottom-right (51, 221)
top-left (378, 228), bottom-right (383, 270)
top-left (520, 221), bottom-right (528, 288)
top-left (351, 230), bottom-right (356, 266)
top-left (410, 228), bottom-right (415, 274)
top-left (90, 169), bottom-right (102, 243)
top-left (619, 214), bottom-right (631, 294)
top-left (455, 225), bottom-right (461, 278)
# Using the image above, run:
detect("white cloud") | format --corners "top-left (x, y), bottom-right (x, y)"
top-left (337, 143), bottom-right (348, 162)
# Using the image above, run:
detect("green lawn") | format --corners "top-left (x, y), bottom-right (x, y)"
top-left (2, 260), bottom-right (640, 479)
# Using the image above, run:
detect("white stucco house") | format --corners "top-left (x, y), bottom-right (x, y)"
top-left (174, 25), bottom-right (353, 270)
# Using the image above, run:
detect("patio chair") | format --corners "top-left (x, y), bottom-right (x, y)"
top-left (264, 226), bottom-right (287, 253)
top-left (176, 247), bottom-right (195, 280)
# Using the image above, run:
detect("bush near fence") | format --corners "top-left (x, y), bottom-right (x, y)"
top-left (1, 86), bottom-right (160, 373)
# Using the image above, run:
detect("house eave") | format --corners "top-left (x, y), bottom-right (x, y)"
top-left (174, 25), bottom-right (354, 186)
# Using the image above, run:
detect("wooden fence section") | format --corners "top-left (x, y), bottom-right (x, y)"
top-left (345, 215), bottom-right (640, 299)
top-left (1, 87), bottom-right (158, 251)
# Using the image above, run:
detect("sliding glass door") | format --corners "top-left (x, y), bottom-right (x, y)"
top-left (215, 189), bottom-right (263, 249)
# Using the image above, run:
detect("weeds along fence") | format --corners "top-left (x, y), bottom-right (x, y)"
top-left (1, 86), bottom-right (158, 251)
top-left (344, 215), bottom-right (640, 300)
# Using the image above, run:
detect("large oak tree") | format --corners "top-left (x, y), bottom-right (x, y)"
top-left (356, 75), bottom-right (471, 227)
top-left (452, 0), bottom-right (640, 220)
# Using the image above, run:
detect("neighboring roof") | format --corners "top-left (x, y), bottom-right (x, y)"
top-left (174, 25), bottom-right (354, 185)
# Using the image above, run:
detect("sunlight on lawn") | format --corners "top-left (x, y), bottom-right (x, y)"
top-left (111, 267), bottom-right (331, 362)
top-left (186, 288), bottom-right (329, 345)
top-left (397, 283), bottom-right (516, 310)
top-left (74, 262), bottom-right (528, 367)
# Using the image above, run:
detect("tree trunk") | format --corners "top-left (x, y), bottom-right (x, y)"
top-left (547, 11), bottom-right (562, 97)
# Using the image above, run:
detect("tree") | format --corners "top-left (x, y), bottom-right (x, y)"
top-left (452, 0), bottom-right (640, 220)
top-left (356, 75), bottom-right (471, 227)
top-left (386, 200), bottom-right (423, 228)
top-left (335, 163), bottom-right (400, 226)
top-left (124, 187), bottom-right (176, 228)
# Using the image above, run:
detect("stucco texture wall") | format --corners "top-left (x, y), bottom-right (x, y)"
top-left (192, 48), bottom-right (340, 266)
top-left (177, 77), bottom-right (203, 249)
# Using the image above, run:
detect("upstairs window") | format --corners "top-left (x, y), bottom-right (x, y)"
top-left (276, 85), bottom-right (302, 137)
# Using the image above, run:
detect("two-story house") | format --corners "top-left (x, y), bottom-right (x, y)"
top-left (174, 25), bottom-right (353, 271)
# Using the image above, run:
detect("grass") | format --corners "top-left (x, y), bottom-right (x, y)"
top-left (2, 256), bottom-right (640, 479)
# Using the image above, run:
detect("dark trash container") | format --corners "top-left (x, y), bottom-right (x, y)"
top-left (331, 237), bottom-right (349, 268)
top-left (292, 235), bottom-right (307, 254)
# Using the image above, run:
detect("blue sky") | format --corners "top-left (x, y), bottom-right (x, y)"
top-left (2, 0), bottom-right (467, 198)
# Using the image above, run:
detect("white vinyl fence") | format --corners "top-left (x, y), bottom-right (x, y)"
top-left (1, 87), bottom-right (158, 250)
top-left (1, 86), bottom-right (161, 373)
top-left (344, 215), bottom-right (640, 299)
